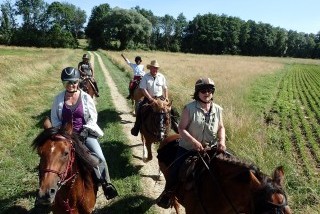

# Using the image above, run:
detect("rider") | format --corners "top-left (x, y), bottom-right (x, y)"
top-left (78, 54), bottom-right (99, 97)
top-left (121, 54), bottom-right (145, 99)
top-left (130, 59), bottom-right (168, 136)
top-left (156, 77), bottom-right (226, 208)
top-left (51, 67), bottom-right (118, 200)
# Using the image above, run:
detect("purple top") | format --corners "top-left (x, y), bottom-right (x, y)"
top-left (62, 94), bottom-right (85, 134)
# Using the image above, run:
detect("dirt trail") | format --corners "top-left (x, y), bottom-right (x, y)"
top-left (90, 51), bottom-right (179, 214)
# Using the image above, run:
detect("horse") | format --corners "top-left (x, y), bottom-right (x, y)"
top-left (32, 118), bottom-right (99, 214)
top-left (157, 135), bottom-right (292, 214)
top-left (130, 85), bottom-right (144, 116)
top-left (80, 76), bottom-right (97, 98)
top-left (139, 97), bottom-right (173, 162)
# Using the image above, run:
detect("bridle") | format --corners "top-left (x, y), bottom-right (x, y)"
top-left (39, 134), bottom-right (78, 190)
top-left (256, 189), bottom-right (289, 214)
top-left (197, 150), bottom-right (290, 214)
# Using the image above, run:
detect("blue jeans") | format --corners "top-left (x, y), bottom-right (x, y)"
top-left (85, 136), bottom-right (111, 183)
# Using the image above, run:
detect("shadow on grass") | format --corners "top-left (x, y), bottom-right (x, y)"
top-left (0, 194), bottom-right (156, 214)
top-left (32, 109), bottom-right (51, 128)
top-left (94, 195), bottom-right (155, 214)
top-left (0, 190), bottom-right (37, 214)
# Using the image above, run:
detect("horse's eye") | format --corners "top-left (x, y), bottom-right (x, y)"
top-left (63, 151), bottom-right (69, 157)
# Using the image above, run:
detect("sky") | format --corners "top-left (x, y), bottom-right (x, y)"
top-left (44, 0), bottom-right (320, 34)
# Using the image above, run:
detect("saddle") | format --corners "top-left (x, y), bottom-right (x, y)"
top-left (178, 154), bottom-right (209, 191)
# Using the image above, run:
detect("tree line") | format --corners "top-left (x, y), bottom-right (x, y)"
top-left (1, 1), bottom-right (320, 58)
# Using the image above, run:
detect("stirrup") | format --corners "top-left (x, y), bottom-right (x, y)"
top-left (156, 191), bottom-right (172, 209)
top-left (102, 183), bottom-right (118, 200)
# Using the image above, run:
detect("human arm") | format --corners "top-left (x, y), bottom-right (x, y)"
top-left (89, 62), bottom-right (94, 77)
top-left (50, 93), bottom-right (63, 128)
top-left (178, 107), bottom-right (204, 151)
top-left (217, 115), bottom-right (226, 152)
top-left (141, 88), bottom-right (155, 103)
top-left (121, 53), bottom-right (130, 64)
top-left (78, 62), bottom-right (86, 77)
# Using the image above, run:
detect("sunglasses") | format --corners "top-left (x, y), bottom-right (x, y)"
top-left (199, 89), bottom-right (214, 94)
top-left (63, 80), bottom-right (79, 85)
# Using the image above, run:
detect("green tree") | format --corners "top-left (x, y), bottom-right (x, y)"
top-left (0, 0), bottom-right (17, 44)
top-left (102, 8), bottom-right (152, 50)
top-left (182, 13), bottom-right (223, 54)
top-left (134, 6), bottom-right (159, 49)
top-left (85, 3), bottom-right (111, 49)
top-left (47, 2), bottom-right (86, 38)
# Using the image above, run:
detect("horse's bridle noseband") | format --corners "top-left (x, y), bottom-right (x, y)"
top-left (39, 134), bottom-right (77, 189)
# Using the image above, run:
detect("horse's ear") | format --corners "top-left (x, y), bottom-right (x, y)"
top-left (272, 166), bottom-right (285, 187)
top-left (43, 117), bottom-right (52, 129)
top-left (63, 121), bottom-right (73, 136)
top-left (250, 170), bottom-right (262, 190)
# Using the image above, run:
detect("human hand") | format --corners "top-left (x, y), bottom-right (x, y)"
top-left (217, 143), bottom-right (226, 152)
top-left (192, 141), bottom-right (204, 151)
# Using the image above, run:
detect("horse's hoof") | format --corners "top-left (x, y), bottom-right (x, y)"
top-left (143, 157), bottom-right (152, 163)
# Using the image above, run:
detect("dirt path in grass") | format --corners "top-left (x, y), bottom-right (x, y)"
top-left (91, 52), bottom-right (181, 214)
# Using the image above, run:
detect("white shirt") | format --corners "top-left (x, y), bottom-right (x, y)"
top-left (125, 59), bottom-right (145, 76)
top-left (139, 72), bottom-right (167, 97)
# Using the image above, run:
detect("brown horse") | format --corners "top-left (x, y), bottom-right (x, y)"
top-left (32, 118), bottom-right (98, 214)
top-left (130, 86), bottom-right (144, 116)
top-left (140, 97), bottom-right (173, 162)
top-left (157, 135), bottom-right (292, 214)
top-left (80, 76), bottom-right (97, 98)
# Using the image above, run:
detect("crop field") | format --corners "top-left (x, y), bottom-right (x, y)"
top-left (0, 45), bottom-right (320, 213)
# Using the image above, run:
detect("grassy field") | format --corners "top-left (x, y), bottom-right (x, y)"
top-left (0, 45), bottom-right (320, 213)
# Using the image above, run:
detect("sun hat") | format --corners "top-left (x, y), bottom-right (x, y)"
top-left (147, 60), bottom-right (160, 69)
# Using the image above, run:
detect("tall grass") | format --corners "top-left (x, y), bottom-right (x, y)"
top-left (1, 45), bottom-right (320, 213)
top-left (102, 50), bottom-right (320, 213)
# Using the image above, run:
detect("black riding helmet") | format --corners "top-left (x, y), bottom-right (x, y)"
top-left (83, 54), bottom-right (89, 59)
top-left (61, 67), bottom-right (80, 81)
top-left (193, 77), bottom-right (215, 101)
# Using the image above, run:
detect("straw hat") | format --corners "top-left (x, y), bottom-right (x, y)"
top-left (147, 60), bottom-right (160, 69)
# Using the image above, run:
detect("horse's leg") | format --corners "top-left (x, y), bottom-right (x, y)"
top-left (146, 142), bottom-right (153, 161)
top-left (173, 197), bottom-right (180, 214)
top-left (141, 136), bottom-right (148, 162)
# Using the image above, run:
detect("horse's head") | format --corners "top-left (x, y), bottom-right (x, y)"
top-left (149, 98), bottom-right (172, 141)
top-left (251, 166), bottom-right (292, 214)
top-left (33, 118), bottom-right (76, 207)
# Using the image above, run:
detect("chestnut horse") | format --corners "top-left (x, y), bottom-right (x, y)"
top-left (157, 135), bottom-right (292, 214)
top-left (140, 97), bottom-right (173, 162)
top-left (80, 76), bottom-right (97, 98)
top-left (32, 118), bottom-right (98, 214)
top-left (130, 85), bottom-right (144, 116)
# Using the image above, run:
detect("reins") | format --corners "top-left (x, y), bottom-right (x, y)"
top-left (198, 151), bottom-right (240, 214)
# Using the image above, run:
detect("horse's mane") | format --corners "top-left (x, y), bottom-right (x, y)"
top-left (32, 127), bottom-right (99, 170)
top-left (32, 126), bottom-right (61, 151)
top-left (212, 152), bottom-right (266, 181)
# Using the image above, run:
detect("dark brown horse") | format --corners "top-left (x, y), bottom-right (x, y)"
top-left (140, 97), bottom-right (173, 162)
top-left (32, 118), bottom-right (98, 214)
top-left (157, 135), bottom-right (292, 214)
top-left (80, 76), bottom-right (97, 98)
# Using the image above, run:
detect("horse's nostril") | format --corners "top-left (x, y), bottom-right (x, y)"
top-left (50, 188), bottom-right (56, 195)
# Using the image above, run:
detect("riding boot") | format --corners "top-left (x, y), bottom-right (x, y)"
top-left (101, 181), bottom-right (118, 200)
top-left (170, 108), bottom-right (180, 133)
top-left (93, 81), bottom-right (99, 97)
top-left (131, 108), bottom-right (141, 136)
top-left (156, 183), bottom-right (175, 209)
top-left (126, 89), bottom-right (132, 99)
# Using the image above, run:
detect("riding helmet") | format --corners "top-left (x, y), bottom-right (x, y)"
top-left (82, 54), bottom-right (89, 59)
top-left (61, 67), bottom-right (80, 81)
top-left (195, 77), bottom-right (215, 92)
